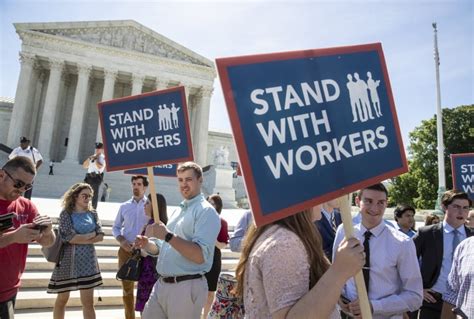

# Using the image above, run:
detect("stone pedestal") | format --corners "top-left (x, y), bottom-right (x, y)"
top-left (212, 165), bottom-right (237, 208)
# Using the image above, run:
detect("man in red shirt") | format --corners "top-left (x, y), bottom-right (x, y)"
top-left (0, 156), bottom-right (55, 318)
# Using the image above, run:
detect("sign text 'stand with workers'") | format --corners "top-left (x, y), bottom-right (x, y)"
top-left (451, 153), bottom-right (474, 201)
top-left (98, 87), bottom-right (193, 172)
top-left (216, 43), bottom-right (408, 226)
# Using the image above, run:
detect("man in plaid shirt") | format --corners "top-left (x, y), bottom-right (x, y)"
top-left (441, 236), bottom-right (474, 319)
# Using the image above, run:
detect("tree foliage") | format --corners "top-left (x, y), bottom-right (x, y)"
top-left (389, 104), bottom-right (474, 209)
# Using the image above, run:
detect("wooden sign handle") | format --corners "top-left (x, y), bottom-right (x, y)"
top-left (147, 167), bottom-right (160, 223)
top-left (337, 194), bottom-right (372, 319)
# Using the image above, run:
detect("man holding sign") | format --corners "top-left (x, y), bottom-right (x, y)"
top-left (333, 184), bottom-right (423, 318)
top-left (135, 162), bottom-right (220, 319)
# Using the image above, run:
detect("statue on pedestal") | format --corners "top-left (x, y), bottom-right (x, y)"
top-left (213, 145), bottom-right (229, 167)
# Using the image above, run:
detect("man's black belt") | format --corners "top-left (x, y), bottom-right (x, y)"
top-left (159, 274), bottom-right (202, 284)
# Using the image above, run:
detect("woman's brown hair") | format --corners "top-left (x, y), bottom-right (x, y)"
top-left (234, 209), bottom-right (330, 297)
top-left (207, 194), bottom-right (223, 214)
top-left (61, 183), bottom-right (93, 213)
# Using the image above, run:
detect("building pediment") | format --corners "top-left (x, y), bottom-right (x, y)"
top-left (14, 20), bottom-right (213, 68)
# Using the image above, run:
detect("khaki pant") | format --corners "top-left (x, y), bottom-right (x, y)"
top-left (142, 276), bottom-right (207, 319)
top-left (118, 247), bottom-right (135, 319)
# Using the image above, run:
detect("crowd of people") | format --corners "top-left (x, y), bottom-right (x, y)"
top-left (1, 151), bottom-right (473, 319)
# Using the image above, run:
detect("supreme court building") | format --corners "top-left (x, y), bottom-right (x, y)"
top-left (6, 20), bottom-right (216, 166)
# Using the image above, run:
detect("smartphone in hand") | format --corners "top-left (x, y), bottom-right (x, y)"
top-left (32, 224), bottom-right (48, 232)
top-left (0, 213), bottom-right (15, 231)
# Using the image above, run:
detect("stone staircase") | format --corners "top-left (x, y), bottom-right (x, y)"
top-left (30, 160), bottom-right (185, 205)
top-left (15, 220), bottom-right (240, 318)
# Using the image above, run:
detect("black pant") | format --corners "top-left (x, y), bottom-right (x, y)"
top-left (0, 294), bottom-right (16, 319)
top-left (84, 173), bottom-right (103, 209)
top-left (419, 292), bottom-right (442, 319)
top-left (23, 187), bottom-right (33, 200)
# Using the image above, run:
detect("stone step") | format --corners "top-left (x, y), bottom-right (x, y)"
top-left (32, 161), bottom-right (185, 205)
top-left (28, 244), bottom-right (120, 257)
top-left (16, 287), bottom-right (127, 310)
top-left (25, 255), bottom-right (239, 272)
top-left (15, 306), bottom-right (142, 319)
top-left (21, 270), bottom-right (123, 288)
top-left (29, 243), bottom-right (240, 259)
top-left (17, 270), bottom-right (237, 311)
top-left (25, 256), bottom-right (119, 271)
top-left (21, 269), bottom-right (238, 290)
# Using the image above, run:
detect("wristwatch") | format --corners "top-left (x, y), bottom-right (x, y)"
top-left (164, 232), bottom-right (174, 243)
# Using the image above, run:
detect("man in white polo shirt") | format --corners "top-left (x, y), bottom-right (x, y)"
top-left (9, 136), bottom-right (43, 200)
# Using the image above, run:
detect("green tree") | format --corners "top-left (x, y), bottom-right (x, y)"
top-left (390, 104), bottom-right (474, 209)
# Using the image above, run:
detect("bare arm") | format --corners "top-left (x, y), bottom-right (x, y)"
top-left (116, 235), bottom-right (133, 252)
top-left (146, 223), bottom-right (206, 264)
top-left (36, 228), bottom-right (55, 247)
top-left (33, 215), bottom-right (54, 247)
top-left (0, 225), bottom-right (41, 248)
top-left (82, 158), bottom-right (90, 169)
top-left (90, 233), bottom-right (104, 243)
top-left (135, 235), bottom-right (159, 255)
top-left (69, 232), bottom-right (97, 244)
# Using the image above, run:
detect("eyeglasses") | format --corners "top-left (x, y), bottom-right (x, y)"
top-left (449, 204), bottom-right (470, 212)
top-left (80, 193), bottom-right (92, 200)
top-left (3, 169), bottom-right (33, 191)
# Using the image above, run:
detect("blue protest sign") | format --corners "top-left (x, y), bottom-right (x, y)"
top-left (98, 87), bottom-right (193, 172)
top-left (451, 153), bottom-right (474, 201)
top-left (124, 164), bottom-right (177, 177)
top-left (216, 43), bottom-right (408, 226)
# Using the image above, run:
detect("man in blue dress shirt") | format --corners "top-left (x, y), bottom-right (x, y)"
top-left (136, 161), bottom-right (220, 319)
top-left (112, 175), bottom-right (149, 319)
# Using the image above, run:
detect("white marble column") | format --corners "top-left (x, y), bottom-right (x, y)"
top-left (96, 69), bottom-right (117, 142)
top-left (131, 74), bottom-right (145, 95)
top-left (37, 59), bottom-right (64, 160)
top-left (183, 86), bottom-right (191, 120)
top-left (64, 64), bottom-right (91, 162)
top-left (194, 87), bottom-right (213, 165)
top-left (7, 52), bottom-right (36, 146)
top-left (29, 70), bottom-right (46, 140)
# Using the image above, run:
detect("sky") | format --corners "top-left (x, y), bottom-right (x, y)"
top-left (1, 0), bottom-right (472, 150)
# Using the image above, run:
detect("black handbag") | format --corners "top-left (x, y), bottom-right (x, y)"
top-left (116, 249), bottom-right (143, 281)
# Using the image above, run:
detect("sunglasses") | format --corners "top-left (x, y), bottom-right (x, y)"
top-left (3, 169), bottom-right (33, 191)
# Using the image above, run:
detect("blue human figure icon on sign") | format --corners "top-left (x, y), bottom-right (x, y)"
top-left (367, 71), bottom-right (382, 117)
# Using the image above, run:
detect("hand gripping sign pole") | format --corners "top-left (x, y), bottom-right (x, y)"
top-left (147, 166), bottom-right (161, 223)
top-left (336, 194), bottom-right (372, 319)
